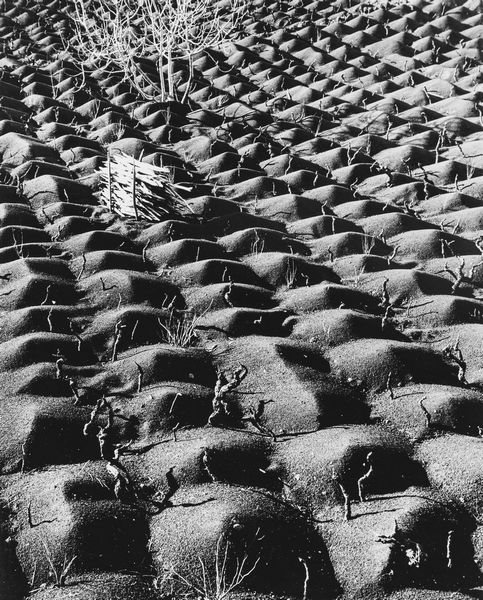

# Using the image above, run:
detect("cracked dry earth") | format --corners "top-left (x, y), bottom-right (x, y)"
top-left (0, 0), bottom-right (482, 598)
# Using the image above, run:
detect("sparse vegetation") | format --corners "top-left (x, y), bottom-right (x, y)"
top-left (442, 340), bottom-right (468, 386)
top-left (442, 257), bottom-right (483, 294)
top-left (209, 364), bottom-right (248, 426)
top-left (157, 533), bottom-right (260, 600)
top-left (376, 520), bottom-right (425, 571)
top-left (241, 399), bottom-right (276, 438)
top-left (38, 540), bottom-right (77, 589)
top-left (68, 0), bottom-right (247, 102)
top-left (284, 257), bottom-right (298, 289)
top-left (157, 309), bottom-right (204, 347)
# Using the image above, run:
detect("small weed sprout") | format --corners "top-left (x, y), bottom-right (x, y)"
top-left (40, 540), bottom-right (77, 588)
top-left (466, 163), bottom-right (476, 180)
top-left (160, 533), bottom-right (260, 600)
top-left (284, 256), bottom-right (298, 289)
top-left (113, 122), bottom-right (126, 142)
top-left (342, 265), bottom-right (367, 288)
top-left (157, 309), bottom-right (203, 347)
top-left (250, 230), bottom-right (265, 255)
top-left (361, 235), bottom-right (376, 255)
top-left (469, 307), bottom-right (483, 322)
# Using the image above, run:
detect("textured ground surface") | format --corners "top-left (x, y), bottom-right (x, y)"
top-left (0, 0), bottom-right (482, 598)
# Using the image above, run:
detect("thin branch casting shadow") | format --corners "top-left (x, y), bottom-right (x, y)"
top-left (350, 507), bottom-right (402, 520)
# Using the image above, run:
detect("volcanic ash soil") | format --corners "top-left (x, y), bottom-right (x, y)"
top-left (0, 0), bottom-right (482, 598)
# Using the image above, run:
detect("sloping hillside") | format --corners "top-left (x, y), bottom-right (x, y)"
top-left (0, 0), bottom-right (481, 598)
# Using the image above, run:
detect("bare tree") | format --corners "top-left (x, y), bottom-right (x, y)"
top-left (68, 0), bottom-right (247, 102)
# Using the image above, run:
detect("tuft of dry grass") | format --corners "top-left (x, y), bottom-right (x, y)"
top-left (38, 540), bottom-right (77, 589)
top-left (157, 309), bottom-right (203, 347)
top-left (156, 534), bottom-right (260, 600)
